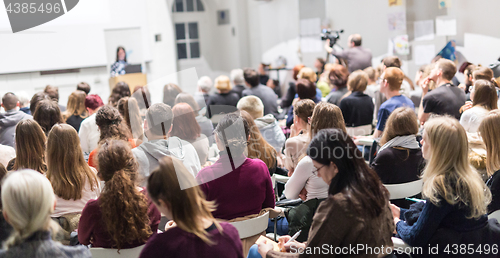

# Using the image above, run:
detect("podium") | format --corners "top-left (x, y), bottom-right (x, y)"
top-left (109, 73), bottom-right (147, 93)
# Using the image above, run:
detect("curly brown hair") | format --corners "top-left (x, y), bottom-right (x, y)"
top-left (97, 139), bottom-right (152, 250)
top-left (95, 105), bottom-right (132, 144)
top-left (108, 82), bottom-right (131, 107)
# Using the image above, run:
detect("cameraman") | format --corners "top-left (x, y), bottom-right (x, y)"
top-left (325, 34), bottom-right (372, 73)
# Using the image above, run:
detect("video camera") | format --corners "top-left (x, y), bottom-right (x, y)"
top-left (320, 29), bottom-right (344, 47)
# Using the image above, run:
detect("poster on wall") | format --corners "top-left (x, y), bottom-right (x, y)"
top-left (414, 20), bottom-right (434, 41)
top-left (392, 35), bottom-right (409, 55)
top-left (438, 0), bottom-right (451, 9)
top-left (387, 12), bottom-right (406, 31)
top-left (388, 0), bottom-right (402, 7)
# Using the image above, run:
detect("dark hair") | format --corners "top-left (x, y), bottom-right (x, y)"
top-left (145, 103), bottom-right (173, 137)
top-left (296, 79), bottom-right (317, 100)
top-left (383, 56), bottom-right (401, 68)
top-left (1, 92), bottom-right (18, 111)
top-left (307, 129), bottom-right (389, 218)
top-left (109, 82), bottom-right (131, 107)
top-left (30, 92), bottom-right (49, 115)
top-left (473, 80), bottom-right (498, 110)
top-left (214, 112), bottom-right (250, 157)
top-left (77, 82), bottom-right (91, 95)
top-left (85, 94), bottom-right (104, 110)
top-left (95, 105), bottom-right (131, 144)
top-left (44, 85), bottom-right (59, 102)
top-left (116, 46), bottom-right (127, 62)
top-left (243, 68), bottom-right (260, 87)
top-left (170, 103), bottom-right (201, 141)
top-left (329, 64), bottom-right (349, 88)
top-left (175, 92), bottom-right (200, 111)
top-left (132, 86), bottom-right (151, 110)
top-left (33, 99), bottom-right (63, 135)
top-left (163, 83), bottom-right (182, 107)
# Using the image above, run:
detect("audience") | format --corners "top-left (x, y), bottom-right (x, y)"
top-left (175, 92), bottom-right (214, 144)
top-left (79, 94), bottom-right (104, 156)
top-left (44, 85), bottom-right (66, 111)
top-left (132, 103), bottom-right (201, 186)
top-left (285, 78), bottom-right (320, 128)
top-left (478, 110), bottom-right (500, 214)
top-left (62, 90), bottom-right (88, 132)
top-left (29, 91), bottom-right (49, 116)
top-left (230, 68), bottom-right (246, 98)
top-left (140, 156), bottom-right (243, 258)
top-left (460, 79), bottom-right (498, 133)
top-left (0, 170), bottom-right (91, 257)
top-left (196, 112), bottom-right (275, 220)
top-left (194, 76), bottom-right (213, 110)
top-left (237, 96), bottom-right (285, 152)
top-left (132, 85), bottom-right (151, 118)
top-left (382, 56), bottom-right (413, 98)
top-left (206, 75), bottom-right (240, 118)
top-left (281, 64), bottom-right (305, 109)
top-left (77, 82), bottom-right (91, 95)
top-left (15, 92), bottom-right (31, 115)
top-left (242, 68), bottom-right (279, 118)
top-left (339, 70), bottom-right (374, 129)
top-left (258, 63), bottom-right (270, 86)
top-left (8, 119), bottom-right (47, 173)
top-left (79, 139), bottom-right (160, 249)
top-left (117, 97), bottom-right (144, 146)
top-left (297, 67), bottom-right (322, 100)
top-left (266, 79), bottom-right (281, 98)
top-left (33, 99), bottom-right (63, 136)
top-left (0, 92), bottom-right (32, 147)
top-left (108, 82), bottom-right (131, 107)
top-left (325, 64), bottom-right (350, 106)
top-left (163, 83), bottom-right (182, 107)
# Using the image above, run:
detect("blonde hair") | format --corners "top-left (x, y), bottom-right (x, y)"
top-left (240, 111), bottom-right (277, 170)
top-left (297, 67), bottom-right (317, 83)
top-left (214, 75), bottom-right (232, 93)
top-left (422, 116), bottom-right (490, 218)
top-left (236, 96), bottom-right (264, 119)
top-left (310, 102), bottom-right (347, 139)
top-left (347, 70), bottom-right (369, 92)
top-left (479, 109), bottom-right (500, 176)
top-left (2, 170), bottom-right (59, 249)
top-left (62, 90), bottom-right (88, 121)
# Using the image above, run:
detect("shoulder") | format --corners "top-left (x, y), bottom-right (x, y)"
top-left (140, 232), bottom-right (172, 256)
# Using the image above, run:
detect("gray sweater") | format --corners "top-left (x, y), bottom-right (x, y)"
top-left (0, 110), bottom-right (32, 147)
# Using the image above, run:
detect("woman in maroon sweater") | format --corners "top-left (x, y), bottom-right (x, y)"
top-left (78, 139), bottom-right (160, 249)
top-left (139, 156), bottom-right (243, 258)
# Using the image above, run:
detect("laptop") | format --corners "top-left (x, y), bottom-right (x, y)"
top-left (124, 64), bottom-right (142, 74)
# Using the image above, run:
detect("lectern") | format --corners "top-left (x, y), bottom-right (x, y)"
top-left (108, 73), bottom-right (147, 93)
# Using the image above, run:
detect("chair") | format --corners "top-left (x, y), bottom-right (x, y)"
top-left (271, 174), bottom-right (290, 200)
top-left (230, 211), bottom-right (270, 239)
top-left (489, 210), bottom-right (500, 221)
top-left (384, 179), bottom-right (423, 200)
top-left (90, 245), bottom-right (145, 258)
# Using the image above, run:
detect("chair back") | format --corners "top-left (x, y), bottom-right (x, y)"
top-left (230, 211), bottom-right (270, 239)
top-left (90, 245), bottom-right (145, 258)
top-left (489, 210), bottom-right (500, 221)
top-left (384, 179), bottom-right (423, 200)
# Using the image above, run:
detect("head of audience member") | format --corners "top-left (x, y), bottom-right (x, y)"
top-left (170, 103), bottom-right (201, 142)
top-left (33, 99), bottom-right (63, 135)
top-left (230, 69), bottom-right (245, 87)
top-left (197, 76), bottom-right (213, 94)
top-left (236, 96), bottom-right (264, 120)
top-left (163, 83), bottom-right (182, 107)
top-left (297, 67), bottom-right (317, 84)
top-left (314, 58), bottom-right (326, 73)
top-left (309, 102), bottom-right (347, 139)
top-left (147, 156), bottom-right (220, 244)
top-left (307, 128), bottom-right (389, 218)
top-left (379, 107), bottom-right (418, 146)
top-left (175, 92), bottom-right (200, 112)
top-left (63, 90), bottom-right (88, 120)
top-left (383, 56), bottom-right (402, 69)
top-left (243, 68), bottom-right (260, 88)
top-left (421, 116), bottom-right (490, 217)
top-left (293, 99), bottom-right (316, 133)
top-left (85, 94), bottom-right (104, 115)
top-left (214, 75), bottom-right (232, 94)
top-left (347, 70), bottom-right (369, 93)
top-left (292, 64), bottom-right (306, 81)
top-left (77, 82), bottom-right (91, 95)
top-left (472, 66), bottom-right (496, 86)
top-left (144, 103), bottom-right (173, 140)
top-left (1, 170), bottom-right (59, 248)
top-left (329, 64), bottom-right (349, 90)
top-left (240, 111), bottom-right (276, 170)
top-left (108, 82), bottom-right (131, 107)
top-left (428, 58), bottom-right (456, 84)
top-left (13, 119), bottom-right (46, 173)
top-left (296, 78), bottom-right (317, 100)
top-left (479, 110), bottom-right (500, 177)
top-left (95, 105), bottom-right (132, 144)
top-left (116, 46), bottom-right (127, 62)
top-left (30, 92), bottom-right (49, 115)
top-left (1, 93), bottom-right (18, 112)
top-left (132, 86), bottom-right (151, 110)
top-left (97, 139), bottom-right (152, 249)
top-left (213, 112), bottom-right (250, 157)
top-left (266, 79), bottom-right (279, 91)
top-left (380, 67), bottom-right (404, 96)
top-left (460, 63), bottom-right (475, 87)
top-left (348, 34), bottom-right (362, 47)
top-left (43, 85), bottom-right (59, 103)
top-left (258, 63), bottom-right (269, 75)
top-left (46, 124), bottom-right (99, 201)
top-left (414, 64), bottom-right (428, 87)
top-left (117, 97), bottom-right (144, 141)
top-left (470, 80), bottom-right (498, 111)
top-left (363, 67), bottom-right (378, 85)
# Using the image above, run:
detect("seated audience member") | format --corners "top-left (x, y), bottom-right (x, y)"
top-left (132, 86), bottom-right (151, 118)
top-left (46, 124), bottom-right (100, 217)
top-left (175, 93), bottom-right (214, 144)
top-left (8, 119), bottom-right (47, 173)
top-left (242, 68), bottom-right (279, 118)
top-left (196, 112), bottom-right (275, 220)
top-left (457, 62), bottom-right (475, 96)
top-left (266, 79), bottom-right (282, 98)
top-left (325, 64), bottom-right (350, 106)
top-left (15, 92), bottom-right (31, 115)
top-left (29, 92), bottom-right (49, 116)
top-left (62, 90), bottom-right (88, 132)
top-left (370, 107), bottom-right (424, 208)
top-left (230, 68), bottom-right (246, 98)
top-left (33, 99), bottom-right (63, 136)
top-left (117, 97), bottom-right (144, 146)
top-left (363, 66), bottom-right (380, 99)
top-left (297, 67), bottom-right (322, 100)
top-left (206, 75), bottom-right (240, 118)
top-left (419, 59), bottom-right (466, 124)
top-left (171, 103), bottom-right (210, 166)
top-left (0, 144), bottom-right (15, 167)
top-left (88, 105), bottom-right (135, 168)
top-left (285, 78), bottom-right (320, 128)
top-left (392, 116), bottom-right (499, 254)
top-left (0, 170), bottom-right (91, 257)
top-left (284, 99), bottom-right (316, 175)
top-left (79, 94), bottom-right (104, 156)
top-left (281, 64), bottom-right (305, 109)
top-left (254, 129), bottom-right (394, 258)
top-left (240, 111), bottom-right (278, 175)
top-left (316, 63), bottom-right (334, 98)
top-left (339, 70), bottom-right (374, 128)
top-left (0, 92), bottom-right (32, 147)
top-left (479, 110), bottom-right (500, 213)
top-left (133, 103), bottom-right (201, 186)
top-left (77, 82), bottom-right (91, 95)
top-left (44, 85), bottom-right (66, 111)
top-left (382, 56), bottom-right (413, 98)
top-left (163, 83), bottom-right (182, 107)
top-left (79, 140), bottom-right (160, 249)
top-left (108, 82), bottom-right (131, 107)
top-left (258, 63), bottom-right (270, 86)
top-left (460, 80), bottom-right (498, 133)
top-left (194, 76), bottom-right (213, 111)
top-left (237, 96), bottom-right (285, 152)
top-left (140, 156), bottom-right (243, 258)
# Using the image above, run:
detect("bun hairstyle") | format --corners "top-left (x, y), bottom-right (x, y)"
top-left (95, 105), bottom-right (132, 144)
top-left (214, 112), bottom-right (250, 157)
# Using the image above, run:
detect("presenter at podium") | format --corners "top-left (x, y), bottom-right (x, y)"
top-left (110, 46), bottom-right (128, 77)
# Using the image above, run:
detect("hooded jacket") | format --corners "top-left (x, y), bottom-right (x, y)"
top-left (254, 114), bottom-right (286, 152)
top-left (132, 136), bottom-right (201, 186)
top-left (0, 110), bottom-right (32, 147)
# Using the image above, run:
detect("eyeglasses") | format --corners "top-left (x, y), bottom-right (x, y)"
top-left (312, 165), bottom-right (325, 176)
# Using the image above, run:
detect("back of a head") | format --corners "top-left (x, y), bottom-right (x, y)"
top-left (163, 83), bottom-right (182, 107)
top-left (347, 70), bottom-right (369, 92)
top-left (293, 99), bottom-right (316, 123)
top-left (117, 97), bottom-right (143, 140)
top-left (214, 112), bottom-right (250, 157)
top-left (329, 64), bottom-right (349, 88)
top-left (171, 103), bottom-right (201, 141)
top-left (33, 99), bottom-right (63, 135)
top-left (30, 92), bottom-right (49, 115)
top-left (479, 109), bottom-right (500, 176)
top-left (383, 67), bottom-right (404, 91)
top-left (77, 82), bottom-right (91, 95)
top-left (240, 110), bottom-right (276, 168)
top-left (43, 85), bottom-right (59, 102)
top-left (383, 56), bottom-right (401, 68)
top-left (230, 69), bottom-right (245, 85)
top-left (363, 67), bottom-right (377, 83)
top-left (473, 66), bottom-right (494, 81)
top-left (214, 75), bottom-right (232, 93)
top-left (132, 86), bottom-right (151, 110)
top-left (472, 79), bottom-right (498, 110)
top-left (292, 64), bottom-right (306, 81)
top-left (379, 107), bottom-right (418, 146)
top-left (2, 93), bottom-right (18, 111)
top-left (296, 78), bottom-right (317, 100)
top-left (350, 34), bottom-right (362, 46)
top-left (175, 92), bottom-right (200, 111)
top-left (66, 90), bottom-right (87, 118)
top-left (236, 96), bottom-right (264, 120)
top-left (197, 76), bottom-right (213, 92)
top-left (14, 119), bottom-right (46, 173)
top-left (310, 102), bottom-right (346, 137)
top-left (15, 92), bottom-right (30, 108)
top-left (436, 58), bottom-right (457, 81)
top-left (96, 105), bottom-right (131, 142)
top-left (85, 94), bottom-right (104, 111)
top-left (297, 67), bottom-right (317, 84)
top-left (243, 68), bottom-right (259, 87)
top-left (145, 103), bottom-right (173, 137)
top-left (109, 82), bottom-right (131, 107)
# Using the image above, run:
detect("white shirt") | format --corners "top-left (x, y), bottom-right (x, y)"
top-left (78, 113), bottom-right (99, 154)
top-left (284, 156), bottom-right (329, 201)
top-left (459, 106), bottom-right (489, 133)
